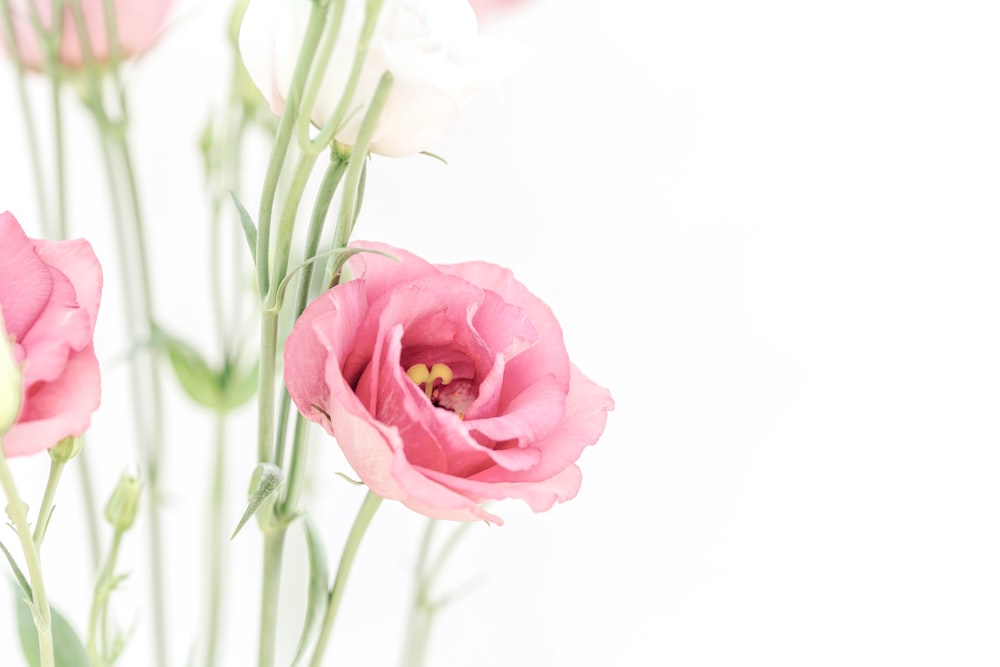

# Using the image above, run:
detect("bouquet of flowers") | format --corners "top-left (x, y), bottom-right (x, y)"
top-left (0, 0), bottom-right (612, 665)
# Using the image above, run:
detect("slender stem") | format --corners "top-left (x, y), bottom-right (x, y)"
top-left (257, 529), bottom-right (287, 667)
top-left (203, 410), bottom-right (227, 667)
top-left (87, 529), bottom-right (123, 666)
top-left (255, 0), bottom-right (329, 299)
top-left (70, 3), bottom-right (169, 651)
top-left (308, 0), bottom-right (386, 153)
top-left (266, 153), bottom-right (321, 309)
top-left (0, 0), bottom-right (51, 234)
top-left (31, 459), bottom-right (66, 548)
top-left (50, 78), bottom-right (68, 239)
top-left (401, 519), bottom-right (436, 667)
top-left (101, 117), bottom-right (170, 667)
top-left (258, 308), bottom-right (280, 464)
top-left (0, 441), bottom-right (55, 667)
top-left (275, 157), bottom-right (347, 509)
top-left (308, 491), bottom-right (382, 667)
top-left (402, 520), bottom-right (475, 667)
top-left (75, 445), bottom-right (103, 570)
top-left (296, 0), bottom-right (346, 150)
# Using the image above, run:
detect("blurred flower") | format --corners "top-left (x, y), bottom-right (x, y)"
top-left (467, 0), bottom-right (528, 18)
top-left (284, 244), bottom-right (613, 523)
top-left (239, 0), bottom-right (511, 157)
top-left (0, 211), bottom-right (102, 457)
top-left (1, 0), bottom-right (172, 69)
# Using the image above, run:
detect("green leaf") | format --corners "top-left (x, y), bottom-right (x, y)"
top-left (156, 331), bottom-right (223, 410)
top-left (231, 463), bottom-right (285, 539)
top-left (219, 360), bottom-right (259, 411)
top-left (290, 514), bottom-right (330, 667)
top-left (15, 593), bottom-right (89, 667)
top-left (0, 538), bottom-right (31, 598)
top-left (230, 191), bottom-right (258, 264)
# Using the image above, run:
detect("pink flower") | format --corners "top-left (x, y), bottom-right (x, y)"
top-left (0, 212), bottom-right (102, 457)
top-left (1, 0), bottom-right (172, 69)
top-left (284, 244), bottom-right (613, 524)
top-left (467, 0), bottom-right (528, 17)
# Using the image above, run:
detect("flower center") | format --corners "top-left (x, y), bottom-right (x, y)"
top-left (406, 363), bottom-right (454, 401)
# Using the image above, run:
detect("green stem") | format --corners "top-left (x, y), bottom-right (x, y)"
top-left (87, 529), bottom-right (123, 666)
top-left (75, 446), bottom-right (103, 570)
top-left (0, 0), bottom-right (51, 234)
top-left (255, 0), bottom-right (329, 299)
top-left (402, 520), bottom-right (475, 667)
top-left (275, 157), bottom-right (347, 513)
top-left (308, 491), bottom-right (382, 667)
top-left (31, 459), bottom-right (66, 548)
top-left (258, 150), bottom-right (318, 468)
top-left (101, 117), bottom-right (170, 667)
top-left (325, 73), bottom-right (392, 288)
top-left (69, 1), bottom-right (169, 653)
top-left (258, 307), bottom-right (280, 464)
top-left (0, 440), bottom-right (55, 667)
top-left (307, 0), bottom-right (385, 153)
top-left (257, 529), bottom-right (287, 667)
top-left (50, 77), bottom-right (68, 240)
top-left (203, 410), bottom-right (227, 667)
top-left (295, 0), bottom-right (346, 150)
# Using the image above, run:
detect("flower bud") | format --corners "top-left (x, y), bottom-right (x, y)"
top-left (0, 319), bottom-right (23, 438)
top-left (48, 436), bottom-right (83, 463)
top-left (104, 473), bottom-right (142, 531)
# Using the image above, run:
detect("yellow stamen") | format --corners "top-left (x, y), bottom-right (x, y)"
top-left (405, 362), bottom-right (454, 400)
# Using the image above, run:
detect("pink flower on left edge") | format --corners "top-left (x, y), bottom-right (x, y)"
top-left (1, 0), bottom-right (172, 69)
top-left (0, 212), bottom-right (102, 457)
top-left (284, 243), bottom-right (613, 524)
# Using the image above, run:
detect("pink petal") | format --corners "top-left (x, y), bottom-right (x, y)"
top-left (0, 212), bottom-right (53, 338)
top-left (472, 364), bottom-right (614, 484)
top-left (3, 345), bottom-right (100, 457)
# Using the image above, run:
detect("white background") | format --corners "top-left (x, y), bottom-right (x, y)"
top-left (2, 0), bottom-right (1000, 665)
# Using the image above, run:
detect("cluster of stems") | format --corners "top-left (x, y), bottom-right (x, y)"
top-left (248, 1), bottom-right (398, 665)
top-left (0, 0), bottom-right (480, 665)
top-left (0, 0), bottom-right (167, 664)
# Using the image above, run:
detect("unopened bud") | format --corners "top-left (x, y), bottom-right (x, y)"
top-left (0, 318), bottom-right (23, 437)
top-left (49, 436), bottom-right (83, 463)
top-left (104, 473), bottom-right (142, 531)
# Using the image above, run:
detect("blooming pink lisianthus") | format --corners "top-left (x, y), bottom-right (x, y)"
top-left (1, 0), bottom-right (172, 69)
top-left (0, 212), bottom-right (102, 457)
top-left (284, 243), bottom-right (613, 524)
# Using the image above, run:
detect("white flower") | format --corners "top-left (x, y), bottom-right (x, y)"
top-left (239, 0), bottom-right (506, 157)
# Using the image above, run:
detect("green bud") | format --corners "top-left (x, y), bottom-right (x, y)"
top-left (48, 436), bottom-right (83, 463)
top-left (104, 473), bottom-right (142, 532)
top-left (0, 320), bottom-right (23, 437)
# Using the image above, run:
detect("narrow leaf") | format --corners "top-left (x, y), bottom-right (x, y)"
top-left (290, 514), bottom-right (331, 666)
top-left (418, 150), bottom-right (448, 166)
top-left (231, 463), bottom-right (285, 539)
top-left (15, 594), bottom-right (90, 667)
top-left (0, 538), bottom-right (31, 597)
top-left (230, 191), bottom-right (258, 263)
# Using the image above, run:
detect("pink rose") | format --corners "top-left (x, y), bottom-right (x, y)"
top-left (1, 0), bottom-right (172, 69)
top-left (0, 212), bottom-right (102, 457)
top-left (284, 243), bottom-right (613, 524)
